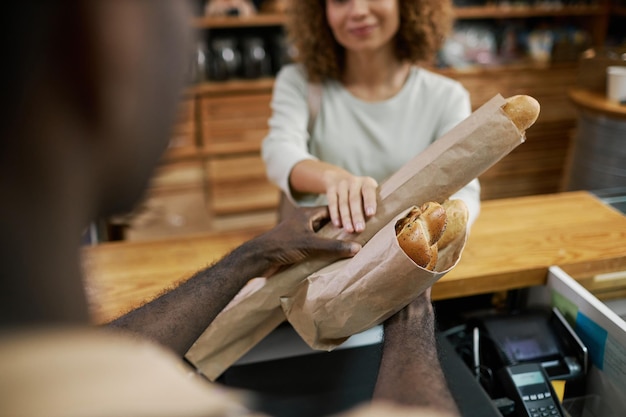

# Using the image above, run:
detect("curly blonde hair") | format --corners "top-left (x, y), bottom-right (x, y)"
top-left (286, 0), bottom-right (453, 82)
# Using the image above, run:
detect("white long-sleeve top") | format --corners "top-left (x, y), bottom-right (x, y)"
top-left (262, 64), bottom-right (481, 226)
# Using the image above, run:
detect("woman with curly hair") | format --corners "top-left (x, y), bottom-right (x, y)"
top-left (262, 0), bottom-right (480, 233)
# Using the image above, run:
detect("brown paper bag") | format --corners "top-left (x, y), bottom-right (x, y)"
top-left (186, 94), bottom-right (532, 381)
top-left (280, 205), bottom-right (468, 351)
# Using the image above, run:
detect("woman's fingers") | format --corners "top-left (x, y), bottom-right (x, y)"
top-left (326, 188), bottom-right (341, 228)
top-left (336, 180), bottom-right (354, 232)
top-left (349, 180), bottom-right (365, 232)
top-left (327, 176), bottom-right (378, 233)
top-left (361, 177), bottom-right (379, 218)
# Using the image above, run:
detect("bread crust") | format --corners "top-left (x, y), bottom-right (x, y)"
top-left (395, 202), bottom-right (446, 270)
top-left (437, 199), bottom-right (469, 250)
top-left (395, 200), bottom-right (469, 270)
top-left (502, 95), bottom-right (540, 131)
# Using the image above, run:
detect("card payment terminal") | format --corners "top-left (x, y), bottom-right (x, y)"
top-left (498, 362), bottom-right (565, 417)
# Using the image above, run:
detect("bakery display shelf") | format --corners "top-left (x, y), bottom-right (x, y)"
top-left (185, 77), bottom-right (274, 96)
top-left (184, 62), bottom-right (574, 96)
top-left (454, 4), bottom-right (607, 20)
top-left (190, 5), bottom-right (606, 29)
top-left (191, 13), bottom-right (286, 29)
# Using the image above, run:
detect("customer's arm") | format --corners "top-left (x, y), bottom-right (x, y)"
top-left (109, 207), bottom-right (360, 356)
top-left (262, 65), bottom-right (377, 234)
top-left (373, 290), bottom-right (460, 416)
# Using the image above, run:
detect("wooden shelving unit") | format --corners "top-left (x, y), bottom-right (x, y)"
top-left (186, 2), bottom-right (610, 92)
top-left (186, 77), bottom-right (274, 96)
top-left (189, 5), bottom-right (609, 28)
top-left (191, 13), bottom-right (287, 29)
top-left (454, 4), bottom-right (606, 19)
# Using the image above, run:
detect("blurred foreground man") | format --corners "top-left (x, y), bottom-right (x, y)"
top-left (0, 2), bottom-right (459, 416)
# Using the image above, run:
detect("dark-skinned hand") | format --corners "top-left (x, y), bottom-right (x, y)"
top-left (257, 206), bottom-right (362, 276)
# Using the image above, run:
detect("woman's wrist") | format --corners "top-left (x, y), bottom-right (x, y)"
top-left (320, 165), bottom-right (352, 189)
top-left (290, 160), bottom-right (348, 195)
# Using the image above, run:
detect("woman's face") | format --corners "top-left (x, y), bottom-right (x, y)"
top-left (325, 0), bottom-right (400, 55)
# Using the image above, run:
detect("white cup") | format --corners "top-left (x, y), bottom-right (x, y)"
top-left (606, 66), bottom-right (626, 103)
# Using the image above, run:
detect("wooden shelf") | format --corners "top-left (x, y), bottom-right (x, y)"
top-left (436, 59), bottom-right (573, 76)
top-left (189, 6), bottom-right (608, 28)
top-left (200, 142), bottom-right (264, 156)
top-left (186, 77), bottom-right (274, 96)
top-left (185, 62), bottom-right (575, 97)
top-left (454, 4), bottom-right (607, 19)
top-left (191, 13), bottom-right (287, 29)
top-left (161, 147), bottom-right (203, 163)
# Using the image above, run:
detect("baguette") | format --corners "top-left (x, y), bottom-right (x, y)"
top-left (502, 95), bottom-right (540, 131)
top-left (395, 202), bottom-right (446, 270)
top-left (395, 199), bottom-right (469, 270)
top-left (186, 94), bottom-right (540, 381)
top-left (437, 199), bottom-right (469, 251)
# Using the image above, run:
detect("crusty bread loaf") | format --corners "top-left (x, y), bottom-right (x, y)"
top-left (395, 200), bottom-right (469, 270)
top-left (394, 96), bottom-right (538, 270)
top-left (437, 199), bottom-right (469, 250)
top-left (502, 95), bottom-right (540, 131)
top-left (395, 202), bottom-right (447, 270)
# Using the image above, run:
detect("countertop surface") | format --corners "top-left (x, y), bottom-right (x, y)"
top-left (82, 191), bottom-right (626, 324)
top-left (569, 87), bottom-right (626, 118)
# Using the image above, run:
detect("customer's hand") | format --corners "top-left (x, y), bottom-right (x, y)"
top-left (289, 160), bottom-right (379, 233)
top-left (258, 206), bottom-right (361, 276)
top-left (322, 170), bottom-right (378, 233)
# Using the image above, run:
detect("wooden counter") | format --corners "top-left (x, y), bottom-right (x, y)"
top-left (433, 191), bottom-right (626, 300)
top-left (569, 87), bottom-right (626, 119)
top-left (82, 191), bottom-right (626, 324)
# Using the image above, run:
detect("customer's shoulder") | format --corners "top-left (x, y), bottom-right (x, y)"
top-left (414, 67), bottom-right (468, 97)
top-left (276, 63), bottom-right (308, 84)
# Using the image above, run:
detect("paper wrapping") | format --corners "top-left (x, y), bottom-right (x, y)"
top-left (280, 205), bottom-right (468, 351)
top-left (186, 94), bottom-right (529, 381)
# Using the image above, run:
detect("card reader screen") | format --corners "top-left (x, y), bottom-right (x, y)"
top-left (511, 371), bottom-right (545, 387)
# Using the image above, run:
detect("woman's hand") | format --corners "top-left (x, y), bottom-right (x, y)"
top-left (322, 170), bottom-right (378, 233)
top-left (289, 160), bottom-right (379, 233)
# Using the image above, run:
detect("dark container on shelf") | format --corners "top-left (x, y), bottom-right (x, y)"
top-left (240, 36), bottom-right (272, 79)
top-left (208, 37), bottom-right (242, 81)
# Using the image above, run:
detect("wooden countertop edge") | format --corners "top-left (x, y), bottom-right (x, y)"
top-left (432, 256), bottom-right (626, 301)
top-left (432, 268), bottom-right (547, 301)
top-left (569, 87), bottom-right (626, 119)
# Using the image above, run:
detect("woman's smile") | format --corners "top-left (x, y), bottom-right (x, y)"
top-left (348, 24), bottom-right (377, 38)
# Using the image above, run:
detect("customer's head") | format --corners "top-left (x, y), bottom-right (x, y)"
top-left (287, 0), bottom-right (453, 82)
top-left (0, 1), bottom-right (191, 217)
